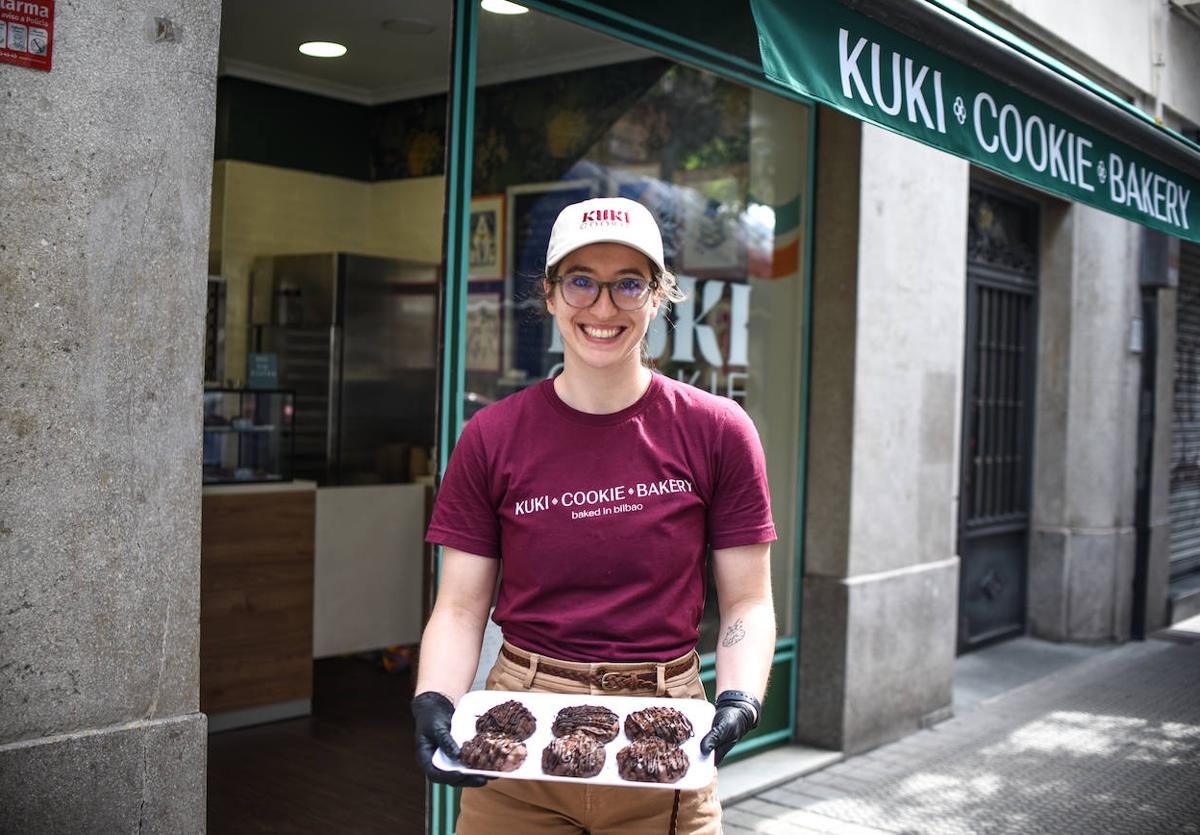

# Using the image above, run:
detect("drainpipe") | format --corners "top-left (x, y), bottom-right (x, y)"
top-left (1149, 0), bottom-right (1169, 125)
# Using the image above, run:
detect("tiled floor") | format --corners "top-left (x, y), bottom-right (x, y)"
top-left (724, 639), bottom-right (1200, 834)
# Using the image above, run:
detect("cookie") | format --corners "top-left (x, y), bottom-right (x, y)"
top-left (551, 705), bottom-right (620, 743)
top-left (475, 699), bottom-right (536, 740)
top-left (458, 732), bottom-right (528, 772)
top-left (616, 737), bottom-right (690, 783)
top-left (623, 706), bottom-right (694, 745)
top-left (541, 732), bottom-right (606, 778)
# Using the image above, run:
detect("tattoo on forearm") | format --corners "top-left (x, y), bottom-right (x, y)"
top-left (722, 618), bottom-right (746, 647)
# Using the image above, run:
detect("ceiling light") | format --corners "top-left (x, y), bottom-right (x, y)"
top-left (481, 0), bottom-right (529, 14)
top-left (298, 41), bottom-right (347, 58)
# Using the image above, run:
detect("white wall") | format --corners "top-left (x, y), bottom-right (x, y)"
top-left (314, 484), bottom-right (428, 657)
top-left (987, 0), bottom-right (1200, 126)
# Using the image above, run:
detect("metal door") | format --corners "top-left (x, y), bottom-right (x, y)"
top-left (1169, 242), bottom-right (1200, 583)
top-left (958, 187), bottom-right (1039, 652)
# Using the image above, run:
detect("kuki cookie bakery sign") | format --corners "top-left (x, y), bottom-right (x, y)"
top-left (750, 0), bottom-right (1200, 244)
top-left (1, 0), bottom-right (53, 72)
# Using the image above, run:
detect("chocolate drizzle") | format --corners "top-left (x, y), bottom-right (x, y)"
top-left (458, 732), bottom-right (528, 772)
top-left (551, 705), bottom-right (620, 743)
top-left (623, 706), bottom-right (694, 745)
top-left (541, 732), bottom-right (606, 778)
top-left (475, 699), bottom-right (536, 740)
top-left (616, 737), bottom-right (690, 783)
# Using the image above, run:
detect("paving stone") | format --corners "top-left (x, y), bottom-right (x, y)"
top-left (833, 759), bottom-right (905, 782)
top-left (801, 773), bottom-right (874, 794)
top-left (763, 808), bottom-right (896, 835)
top-left (820, 764), bottom-right (882, 786)
top-left (724, 808), bottom-right (772, 831)
top-left (737, 640), bottom-right (1200, 835)
top-left (759, 786), bottom-right (830, 809)
top-left (738, 798), bottom-right (802, 820)
top-left (773, 779), bottom-right (847, 801)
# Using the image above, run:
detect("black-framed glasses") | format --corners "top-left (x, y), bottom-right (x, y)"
top-left (553, 275), bottom-right (657, 311)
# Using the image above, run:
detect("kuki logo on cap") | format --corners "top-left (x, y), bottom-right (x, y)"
top-left (579, 209), bottom-right (631, 226)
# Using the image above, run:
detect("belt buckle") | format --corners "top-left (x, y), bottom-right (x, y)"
top-left (599, 671), bottom-right (625, 691)
top-left (599, 670), bottom-right (650, 691)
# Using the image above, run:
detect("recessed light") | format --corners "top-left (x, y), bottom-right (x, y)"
top-left (481, 0), bottom-right (529, 14)
top-left (298, 41), bottom-right (347, 58)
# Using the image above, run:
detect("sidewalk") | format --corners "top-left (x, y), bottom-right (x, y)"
top-left (725, 629), bottom-right (1200, 834)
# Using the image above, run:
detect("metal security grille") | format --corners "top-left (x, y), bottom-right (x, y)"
top-left (958, 186), bottom-right (1038, 652)
top-left (1169, 241), bottom-right (1200, 580)
top-left (963, 284), bottom-right (1034, 525)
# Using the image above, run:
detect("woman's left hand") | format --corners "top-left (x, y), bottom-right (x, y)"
top-left (700, 691), bottom-right (760, 765)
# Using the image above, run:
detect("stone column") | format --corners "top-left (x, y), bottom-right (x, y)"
top-left (1029, 205), bottom-right (1142, 642)
top-left (797, 108), bottom-right (968, 755)
top-left (0, 2), bottom-right (219, 831)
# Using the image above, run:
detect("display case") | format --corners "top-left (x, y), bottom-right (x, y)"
top-left (203, 389), bottom-right (295, 484)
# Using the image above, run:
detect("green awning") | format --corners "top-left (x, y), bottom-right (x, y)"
top-left (750, 0), bottom-right (1200, 243)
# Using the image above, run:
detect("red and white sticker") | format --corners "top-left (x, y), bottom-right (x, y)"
top-left (1, 0), bottom-right (54, 72)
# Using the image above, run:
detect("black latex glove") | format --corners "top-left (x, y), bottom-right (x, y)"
top-left (700, 691), bottom-right (760, 766)
top-left (412, 691), bottom-right (490, 787)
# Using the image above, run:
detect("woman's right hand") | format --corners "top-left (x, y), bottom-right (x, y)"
top-left (412, 691), bottom-right (490, 787)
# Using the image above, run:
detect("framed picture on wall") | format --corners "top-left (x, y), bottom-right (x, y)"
top-left (465, 291), bottom-right (502, 372)
top-left (503, 179), bottom-right (598, 381)
top-left (468, 194), bottom-right (505, 281)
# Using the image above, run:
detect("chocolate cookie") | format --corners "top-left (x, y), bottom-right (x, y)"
top-left (458, 732), bottom-right (528, 772)
top-left (541, 732), bottom-right (606, 778)
top-left (475, 699), bottom-right (536, 740)
top-left (616, 737), bottom-right (690, 783)
top-left (623, 706), bottom-right (694, 745)
top-left (551, 705), bottom-right (620, 743)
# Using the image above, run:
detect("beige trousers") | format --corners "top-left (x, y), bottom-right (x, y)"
top-left (455, 642), bottom-right (721, 835)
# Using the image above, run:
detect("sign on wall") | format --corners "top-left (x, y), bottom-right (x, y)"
top-left (0, 0), bottom-right (53, 72)
top-left (750, 0), bottom-right (1200, 244)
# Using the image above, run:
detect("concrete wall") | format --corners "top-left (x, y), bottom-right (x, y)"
top-left (990, 0), bottom-right (1200, 126)
top-left (0, 1), bottom-right (219, 831)
top-left (996, 0), bottom-right (1153, 93)
top-left (1030, 203), bottom-right (1144, 642)
top-left (799, 108), bottom-right (967, 754)
top-left (1164, 9), bottom-right (1200, 124)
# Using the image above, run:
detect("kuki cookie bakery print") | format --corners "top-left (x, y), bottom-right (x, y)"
top-left (432, 690), bottom-right (716, 790)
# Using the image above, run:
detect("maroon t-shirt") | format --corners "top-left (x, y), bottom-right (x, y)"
top-left (425, 374), bottom-right (776, 662)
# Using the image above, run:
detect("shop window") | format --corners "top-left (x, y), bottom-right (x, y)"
top-left (462, 9), bottom-right (811, 650)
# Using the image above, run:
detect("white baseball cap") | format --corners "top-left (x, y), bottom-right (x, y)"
top-left (545, 197), bottom-right (665, 273)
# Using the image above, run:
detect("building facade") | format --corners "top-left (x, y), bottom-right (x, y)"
top-left (2, 1), bottom-right (1198, 832)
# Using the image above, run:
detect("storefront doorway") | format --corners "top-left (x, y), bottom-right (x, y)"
top-left (201, 2), bottom-right (814, 831)
top-left (957, 185), bottom-right (1040, 652)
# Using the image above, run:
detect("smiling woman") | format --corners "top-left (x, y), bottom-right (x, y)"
top-left (415, 192), bottom-right (778, 832)
top-left (410, 9), bottom-right (814, 830)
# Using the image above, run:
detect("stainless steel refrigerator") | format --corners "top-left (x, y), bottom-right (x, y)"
top-left (250, 253), bottom-right (439, 485)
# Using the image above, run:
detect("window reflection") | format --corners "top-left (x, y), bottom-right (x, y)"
top-left (467, 13), bottom-right (810, 646)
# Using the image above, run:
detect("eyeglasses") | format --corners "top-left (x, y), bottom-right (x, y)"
top-left (553, 275), bottom-right (657, 311)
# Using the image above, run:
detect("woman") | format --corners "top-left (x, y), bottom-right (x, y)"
top-left (413, 197), bottom-right (776, 834)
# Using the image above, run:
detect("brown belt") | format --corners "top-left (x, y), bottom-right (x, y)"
top-left (499, 645), bottom-right (696, 692)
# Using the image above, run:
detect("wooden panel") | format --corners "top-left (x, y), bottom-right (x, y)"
top-left (201, 491), bottom-right (315, 715)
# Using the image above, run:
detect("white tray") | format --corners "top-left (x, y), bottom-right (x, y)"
top-left (432, 690), bottom-right (715, 790)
